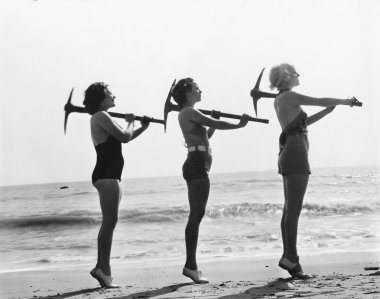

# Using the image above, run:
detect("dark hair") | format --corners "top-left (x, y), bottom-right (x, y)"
top-left (83, 82), bottom-right (108, 115)
top-left (171, 78), bottom-right (194, 108)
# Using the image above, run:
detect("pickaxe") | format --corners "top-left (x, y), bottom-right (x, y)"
top-left (64, 88), bottom-right (165, 134)
top-left (250, 68), bottom-right (277, 116)
top-left (164, 80), bottom-right (269, 132)
top-left (250, 68), bottom-right (363, 116)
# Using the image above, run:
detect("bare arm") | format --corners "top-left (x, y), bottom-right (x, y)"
top-left (207, 110), bottom-right (221, 138)
top-left (291, 92), bottom-right (354, 107)
top-left (306, 106), bottom-right (335, 126)
top-left (95, 111), bottom-right (134, 143)
top-left (187, 108), bottom-right (249, 130)
top-left (130, 118), bottom-right (150, 141)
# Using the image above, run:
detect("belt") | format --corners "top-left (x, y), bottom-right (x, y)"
top-left (188, 145), bottom-right (212, 153)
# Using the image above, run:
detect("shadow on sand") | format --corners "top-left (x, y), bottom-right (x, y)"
top-left (218, 278), bottom-right (342, 299)
top-left (37, 283), bottom-right (193, 299)
top-left (218, 278), bottom-right (294, 299)
top-left (37, 287), bottom-right (102, 298)
top-left (114, 282), bottom-right (193, 299)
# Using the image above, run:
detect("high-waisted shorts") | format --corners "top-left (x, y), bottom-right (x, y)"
top-left (182, 151), bottom-right (213, 182)
top-left (278, 133), bottom-right (311, 175)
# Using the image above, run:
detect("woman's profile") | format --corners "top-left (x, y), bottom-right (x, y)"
top-left (83, 82), bottom-right (149, 287)
top-left (171, 78), bottom-right (249, 283)
top-left (269, 64), bottom-right (357, 279)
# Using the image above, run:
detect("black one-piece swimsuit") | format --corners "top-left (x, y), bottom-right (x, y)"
top-left (92, 136), bottom-right (124, 184)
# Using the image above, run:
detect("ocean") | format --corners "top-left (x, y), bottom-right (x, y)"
top-left (0, 165), bottom-right (379, 274)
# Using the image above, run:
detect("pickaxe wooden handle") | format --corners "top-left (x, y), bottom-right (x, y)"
top-left (64, 88), bottom-right (165, 134)
top-left (164, 80), bottom-right (269, 132)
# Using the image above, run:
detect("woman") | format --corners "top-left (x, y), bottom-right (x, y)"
top-left (171, 78), bottom-right (250, 283)
top-left (269, 64), bottom-right (356, 279)
top-left (83, 82), bottom-right (149, 288)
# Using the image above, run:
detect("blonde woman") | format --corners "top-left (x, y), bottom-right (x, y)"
top-left (269, 64), bottom-right (356, 279)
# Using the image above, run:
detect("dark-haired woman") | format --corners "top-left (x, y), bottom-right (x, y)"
top-left (269, 63), bottom-right (357, 279)
top-left (171, 78), bottom-right (249, 283)
top-left (83, 82), bottom-right (149, 288)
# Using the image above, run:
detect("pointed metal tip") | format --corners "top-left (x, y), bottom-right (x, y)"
top-left (68, 87), bottom-right (74, 104)
top-left (253, 68), bottom-right (265, 90)
top-left (64, 112), bottom-right (68, 134)
top-left (163, 79), bottom-right (177, 133)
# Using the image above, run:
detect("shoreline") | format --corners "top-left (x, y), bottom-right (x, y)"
top-left (1, 251), bottom-right (379, 299)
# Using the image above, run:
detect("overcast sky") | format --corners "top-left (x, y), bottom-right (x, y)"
top-left (1, 0), bottom-right (379, 186)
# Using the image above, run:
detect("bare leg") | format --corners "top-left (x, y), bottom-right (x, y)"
top-left (282, 174), bottom-right (309, 262)
top-left (280, 177), bottom-right (288, 258)
top-left (94, 179), bottom-right (121, 276)
top-left (185, 177), bottom-right (210, 270)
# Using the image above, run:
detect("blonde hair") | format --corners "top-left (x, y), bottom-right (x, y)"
top-left (269, 63), bottom-right (296, 90)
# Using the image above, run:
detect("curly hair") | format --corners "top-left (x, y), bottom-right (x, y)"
top-left (269, 63), bottom-right (296, 91)
top-left (171, 78), bottom-right (194, 108)
top-left (83, 82), bottom-right (108, 115)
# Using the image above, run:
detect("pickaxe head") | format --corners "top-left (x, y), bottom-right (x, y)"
top-left (164, 79), bottom-right (177, 132)
top-left (250, 68), bottom-right (277, 116)
top-left (64, 88), bottom-right (74, 134)
top-left (250, 68), bottom-right (265, 116)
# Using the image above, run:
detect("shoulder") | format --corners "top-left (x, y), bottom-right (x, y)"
top-left (179, 107), bottom-right (200, 119)
top-left (91, 111), bottom-right (113, 127)
top-left (277, 91), bottom-right (302, 106)
top-left (277, 90), bottom-right (297, 99)
top-left (92, 111), bottom-right (111, 121)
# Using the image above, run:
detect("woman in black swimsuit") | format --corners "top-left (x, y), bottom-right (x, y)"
top-left (171, 78), bottom-right (249, 283)
top-left (269, 64), bottom-right (356, 279)
top-left (83, 82), bottom-right (149, 288)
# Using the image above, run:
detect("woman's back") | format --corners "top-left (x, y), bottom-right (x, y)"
top-left (274, 92), bottom-right (303, 130)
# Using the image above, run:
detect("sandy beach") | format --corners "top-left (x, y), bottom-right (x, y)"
top-left (1, 251), bottom-right (379, 299)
